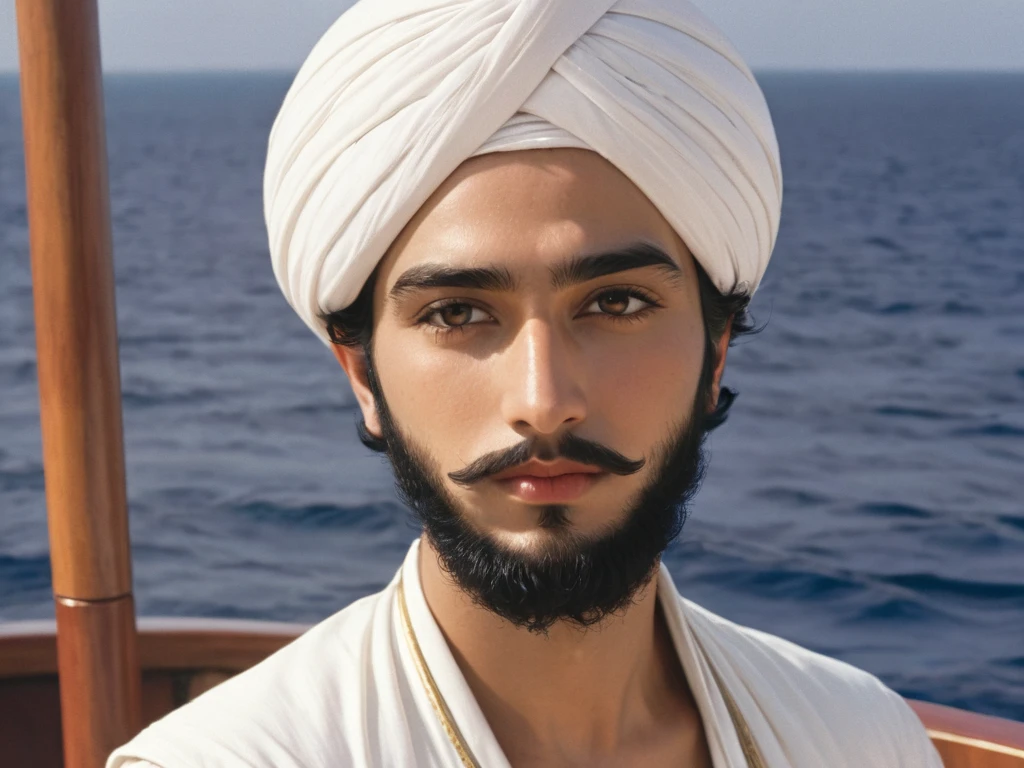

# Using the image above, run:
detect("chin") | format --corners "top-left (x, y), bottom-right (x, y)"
top-left (485, 507), bottom-right (620, 555)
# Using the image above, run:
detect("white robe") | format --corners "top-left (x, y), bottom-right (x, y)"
top-left (108, 539), bottom-right (942, 767)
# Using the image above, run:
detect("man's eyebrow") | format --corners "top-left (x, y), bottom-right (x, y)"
top-left (549, 242), bottom-right (683, 291)
top-left (387, 241), bottom-right (683, 302)
top-left (388, 264), bottom-right (517, 302)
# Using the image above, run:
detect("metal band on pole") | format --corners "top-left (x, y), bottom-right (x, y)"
top-left (15, 1), bottom-right (142, 765)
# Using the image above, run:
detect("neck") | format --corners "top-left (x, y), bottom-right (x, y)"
top-left (417, 534), bottom-right (703, 764)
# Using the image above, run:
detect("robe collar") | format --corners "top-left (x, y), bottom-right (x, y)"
top-left (396, 538), bottom-right (751, 767)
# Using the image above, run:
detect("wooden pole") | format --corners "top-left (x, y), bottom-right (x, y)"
top-left (15, 1), bottom-right (142, 766)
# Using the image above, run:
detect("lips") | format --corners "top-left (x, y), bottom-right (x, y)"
top-left (491, 459), bottom-right (604, 481)
top-left (491, 460), bottom-right (606, 503)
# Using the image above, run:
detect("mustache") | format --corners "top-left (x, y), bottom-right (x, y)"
top-left (447, 432), bottom-right (646, 487)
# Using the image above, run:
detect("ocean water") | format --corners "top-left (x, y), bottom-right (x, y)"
top-left (0, 72), bottom-right (1022, 721)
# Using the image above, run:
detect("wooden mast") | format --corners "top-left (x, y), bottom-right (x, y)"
top-left (15, 1), bottom-right (142, 766)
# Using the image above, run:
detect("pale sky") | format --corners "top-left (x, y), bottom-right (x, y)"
top-left (2, 0), bottom-right (1024, 73)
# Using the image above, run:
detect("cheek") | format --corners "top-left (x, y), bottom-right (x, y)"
top-left (583, 316), bottom-right (705, 434)
top-left (375, 341), bottom-right (494, 438)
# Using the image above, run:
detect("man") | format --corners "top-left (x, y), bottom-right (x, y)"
top-left (110, 0), bottom-right (942, 766)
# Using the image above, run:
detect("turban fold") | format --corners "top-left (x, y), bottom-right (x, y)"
top-left (264, 0), bottom-right (783, 344)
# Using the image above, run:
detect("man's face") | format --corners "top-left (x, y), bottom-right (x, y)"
top-left (342, 149), bottom-right (716, 630)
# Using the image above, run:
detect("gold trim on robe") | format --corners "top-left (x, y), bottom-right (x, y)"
top-left (396, 574), bottom-right (766, 767)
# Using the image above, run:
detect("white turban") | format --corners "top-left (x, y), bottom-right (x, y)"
top-left (264, 0), bottom-right (783, 345)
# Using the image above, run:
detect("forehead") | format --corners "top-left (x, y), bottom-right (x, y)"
top-left (377, 148), bottom-right (689, 281)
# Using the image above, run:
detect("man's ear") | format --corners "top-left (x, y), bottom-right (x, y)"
top-left (708, 316), bottom-right (733, 412)
top-left (330, 344), bottom-right (383, 439)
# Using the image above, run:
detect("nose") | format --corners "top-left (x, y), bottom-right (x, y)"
top-left (500, 317), bottom-right (587, 438)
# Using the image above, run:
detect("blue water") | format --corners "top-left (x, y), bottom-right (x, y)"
top-left (1, 73), bottom-right (1022, 721)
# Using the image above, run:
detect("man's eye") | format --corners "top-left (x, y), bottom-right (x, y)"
top-left (422, 302), bottom-right (490, 329)
top-left (583, 289), bottom-right (657, 317)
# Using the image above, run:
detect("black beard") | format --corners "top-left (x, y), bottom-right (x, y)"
top-left (364, 355), bottom-right (710, 634)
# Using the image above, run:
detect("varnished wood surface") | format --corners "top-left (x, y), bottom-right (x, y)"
top-left (909, 700), bottom-right (1024, 767)
top-left (2, 619), bottom-right (1023, 766)
top-left (54, 599), bottom-right (142, 768)
top-left (0, 672), bottom-right (176, 768)
top-left (16, 0), bottom-right (142, 763)
top-left (16, 0), bottom-right (132, 603)
top-left (0, 617), bottom-right (309, 679)
top-left (0, 619), bottom-right (306, 766)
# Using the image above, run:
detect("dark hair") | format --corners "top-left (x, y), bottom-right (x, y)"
top-left (324, 260), bottom-right (757, 452)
